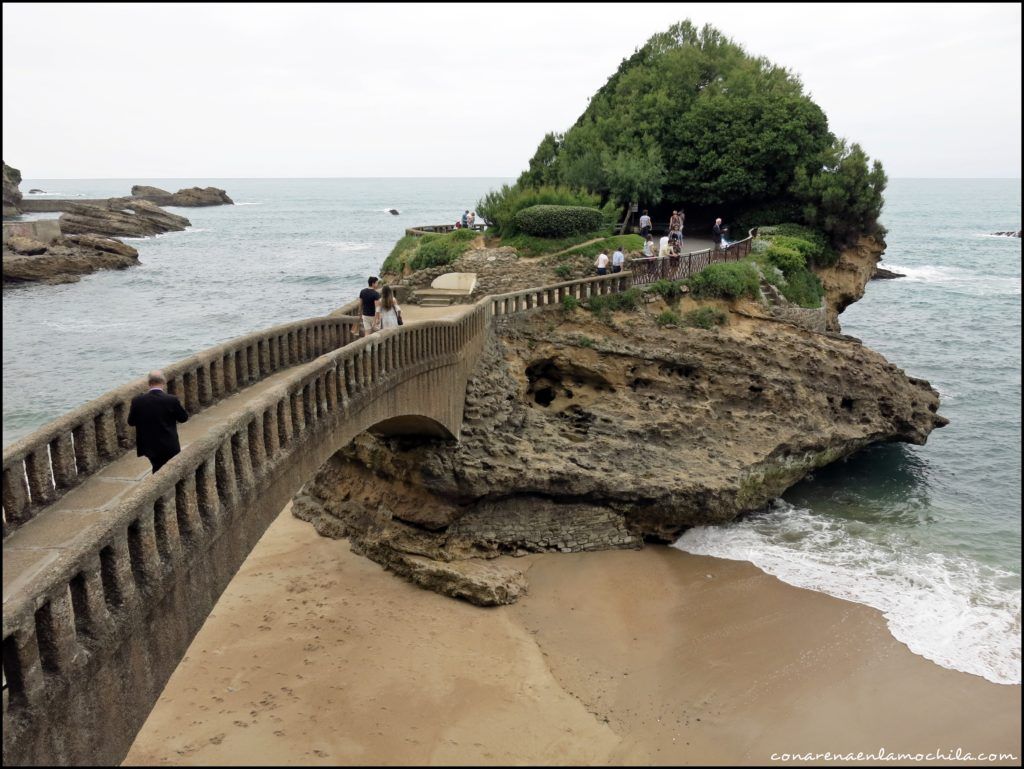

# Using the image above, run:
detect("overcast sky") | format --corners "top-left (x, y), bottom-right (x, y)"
top-left (3, 2), bottom-right (1021, 179)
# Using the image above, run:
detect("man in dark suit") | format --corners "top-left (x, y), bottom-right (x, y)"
top-left (127, 370), bottom-right (189, 473)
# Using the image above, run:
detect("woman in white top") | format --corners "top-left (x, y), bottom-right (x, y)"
top-left (658, 235), bottom-right (670, 257)
top-left (374, 285), bottom-right (402, 330)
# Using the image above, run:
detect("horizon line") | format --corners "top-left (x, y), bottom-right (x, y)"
top-left (18, 175), bottom-right (1024, 181)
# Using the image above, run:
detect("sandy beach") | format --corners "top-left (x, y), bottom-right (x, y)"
top-left (124, 507), bottom-right (1021, 766)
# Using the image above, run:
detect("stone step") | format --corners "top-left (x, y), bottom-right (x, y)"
top-left (417, 297), bottom-right (454, 307)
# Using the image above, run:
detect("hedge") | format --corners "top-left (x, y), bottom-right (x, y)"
top-left (514, 204), bottom-right (606, 238)
top-left (686, 261), bottom-right (760, 300)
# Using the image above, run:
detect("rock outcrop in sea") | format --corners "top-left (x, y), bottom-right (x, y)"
top-left (3, 234), bottom-right (139, 285)
top-left (293, 236), bottom-right (948, 605)
top-left (3, 161), bottom-right (23, 217)
top-left (130, 185), bottom-right (234, 207)
top-left (59, 199), bottom-right (191, 238)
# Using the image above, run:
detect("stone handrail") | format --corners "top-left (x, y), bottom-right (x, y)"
top-left (489, 272), bottom-right (633, 316)
top-left (629, 233), bottom-right (755, 285)
top-left (0, 270), bottom-right (636, 765)
top-left (2, 315), bottom-right (361, 538)
top-left (405, 223), bottom-right (487, 236)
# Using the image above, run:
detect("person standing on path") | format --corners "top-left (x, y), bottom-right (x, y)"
top-left (374, 285), bottom-right (403, 330)
top-left (359, 276), bottom-right (381, 336)
top-left (467, 211), bottom-right (476, 229)
top-left (461, 210), bottom-right (469, 228)
top-left (639, 209), bottom-right (652, 238)
top-left (611, 247), bottom-right (625, 274)
top-left (127, 370), bottom-right (189, 474)
top-left (643, 236), bottom-right (655, 258)
top-left (669, 210), bottom-right (683, 241)
top-left (712, 218), bottom-right (724, 249)
top-left (594, 251), bottom-right (610, 276)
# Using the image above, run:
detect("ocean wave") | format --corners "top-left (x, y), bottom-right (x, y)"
top-left (120, 227), bottom-right (211, 242)
top-left (675, 500), bottom-right (1021, 685)
top-left (233, 201), bottom-right (265, 206)
top-left (883, 263), bottom-right (1021, 296)
top-left (314, 241), bottom-right (373, 252)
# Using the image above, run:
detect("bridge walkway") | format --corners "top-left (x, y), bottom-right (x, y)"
top-left (2, 302), bottom-right (472, 609)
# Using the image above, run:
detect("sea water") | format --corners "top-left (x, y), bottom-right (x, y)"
top-left (678, 179), bottom-right (1022, 685)
top-left (3, 178), bottom-right (1020, 684)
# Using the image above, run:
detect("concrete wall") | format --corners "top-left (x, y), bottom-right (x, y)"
top-left (2, 220), bottom-right (62, 245)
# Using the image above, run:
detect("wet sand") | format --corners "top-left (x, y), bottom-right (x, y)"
top-left (124, 508), bottom-right (1021, 765)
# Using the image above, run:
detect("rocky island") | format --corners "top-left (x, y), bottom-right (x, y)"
top-left (285, 23), bottom-right (948, 605)
top-left (2, 162), bottom-right (232, 285)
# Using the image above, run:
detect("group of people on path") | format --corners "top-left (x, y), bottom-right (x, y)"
top-left (597, 211), bottom-right (731, 275)
top-left (455, 210), bottom-right (477, 229)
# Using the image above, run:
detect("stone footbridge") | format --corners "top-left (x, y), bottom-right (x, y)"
top-left (2, 272), bottom-right (636, 766)
top-left (2, 232), bottom-right (759, 765)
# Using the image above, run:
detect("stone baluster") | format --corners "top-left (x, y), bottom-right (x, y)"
top-left (95, 410), bottom-right (119, 459)
top-left (153, 490), bottom-right (183, 564)
top-left (198, 364), bottom-right (214, 407)
top-left (232, 430), bottom-right (256, 494)
top-left (33, 588), bottom-right (80, 675)
top-left (277, 397), bottom-right (293, 448)
top-left (69, 556), bottom-right (112, 639)
top-left (223, 351), bottom-right (238, 394)
top-left (25, 447), bottom-right (55, 507)
top-left (72, 419), bottom-right (99, 476)
top-left (3, 462), bottom-right (32, 527)
top-left (100, 531), bottom-right (138, 610)
top-left (2, 625), bottom-right (46, 711)
top-left (215, 440), bottom-right (239, 510)
top-left (175, 474), bottom-right (203, 546)
top-left (263, 407), bottom-right (280, 457)
top-left (195, 457), bottom-right (220, 532)
top-left (127, 509), bottom-right (162, 586)
top-left (50, 433), bottom-right (77, 490)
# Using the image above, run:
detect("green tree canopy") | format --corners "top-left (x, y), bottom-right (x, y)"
top-left (503, 20), bottom-right (885, 245)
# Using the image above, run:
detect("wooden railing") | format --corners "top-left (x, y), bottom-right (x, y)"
top-left (2, 315), bottom-right (361, 538)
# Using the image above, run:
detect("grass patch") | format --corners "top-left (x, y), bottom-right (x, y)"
top-left (655, 310), bottom-right (682, 327)
top-left (498, 230), bottom-right (611, 258)
top-left (686, 261), bottom-right (760, 300)
top-left (683, 307), bottom-right (727, 329)
top-left (554, 264), bottom-right (573, 280)
top-left (561, 294), bottom-right (580, 312)
top-left (381, 229), bottom-right (478, 274)
top-left (558, 234), bottom-right (644, 261)
top-left (644, 279), bottom-right (686, 305)
top-left (577, 335), bottom-right (596, 348)
top-left (587, 287), bottom-right (642, 317)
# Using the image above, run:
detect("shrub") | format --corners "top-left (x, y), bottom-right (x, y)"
top-left (476, 184), bottom-right (604, 236)
top-left (759, 224), bottom-right (839, 267)
top-left (554, 264), bottom-right (573, 279)
top-left (684, 307), bottom-right (727, 329)
top-left (587, 288), bottom-right (642, 316)
top-left (776, 269), bottom-right (824, 308)
top-left (764, 243), bottom-right (805, 277)
top-left (646, 279), bottom-right (685, 304)
top-left (731, 201), bottom-right (805, 238)
top-left (400, 230), bottom-right (477, 272)
top-left (577, 335), bottom-right (596, 348)
top-left (561, 294), bottom-right (580, 311)
top-left (514, 205), bottom-right (606, 238)
top-left (381, 234), bottom-right (419, 275)
top-left (686, 262), bottom-right (760, 300)
top-left (655, 310), bottom-right (682, 327)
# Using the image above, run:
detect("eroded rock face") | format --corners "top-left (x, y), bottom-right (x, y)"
top-left (131, 185), bottom-right (234, 207)
top-left (295, 297), bottom-right (947, 603)
top-left (3, 161), bottom-right (23, 217)
top-left (3, 235), bottom-right (139, 285)
top-left (814, 235), bottom-right (884, 332)
top-left (59, 199), bottom-right (191, 238)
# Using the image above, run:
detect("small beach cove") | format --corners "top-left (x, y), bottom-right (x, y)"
top-left (123, 506), bottom-right (1021, 766)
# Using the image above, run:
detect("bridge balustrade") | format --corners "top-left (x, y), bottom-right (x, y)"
top-left (2, 316), bottom-right (361, 538)
top-left (1, 269), bottom-right (644, 766)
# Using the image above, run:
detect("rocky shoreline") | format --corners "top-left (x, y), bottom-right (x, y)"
top-left (2, 162), bottom-right (232, 285)
top-left (293, 236), bottom-right (948, 605)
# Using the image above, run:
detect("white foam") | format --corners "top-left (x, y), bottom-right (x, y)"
top-left (675, 501), bottom-right (1021, 685)
top-left (120, 227), bottom-right (210, 242)
top-left (883, 263), bottom-right (1021, 296)
top-left (233, 201), bottom-right (265, 206)
top-left (316, 241), bottom-right (373, 252)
